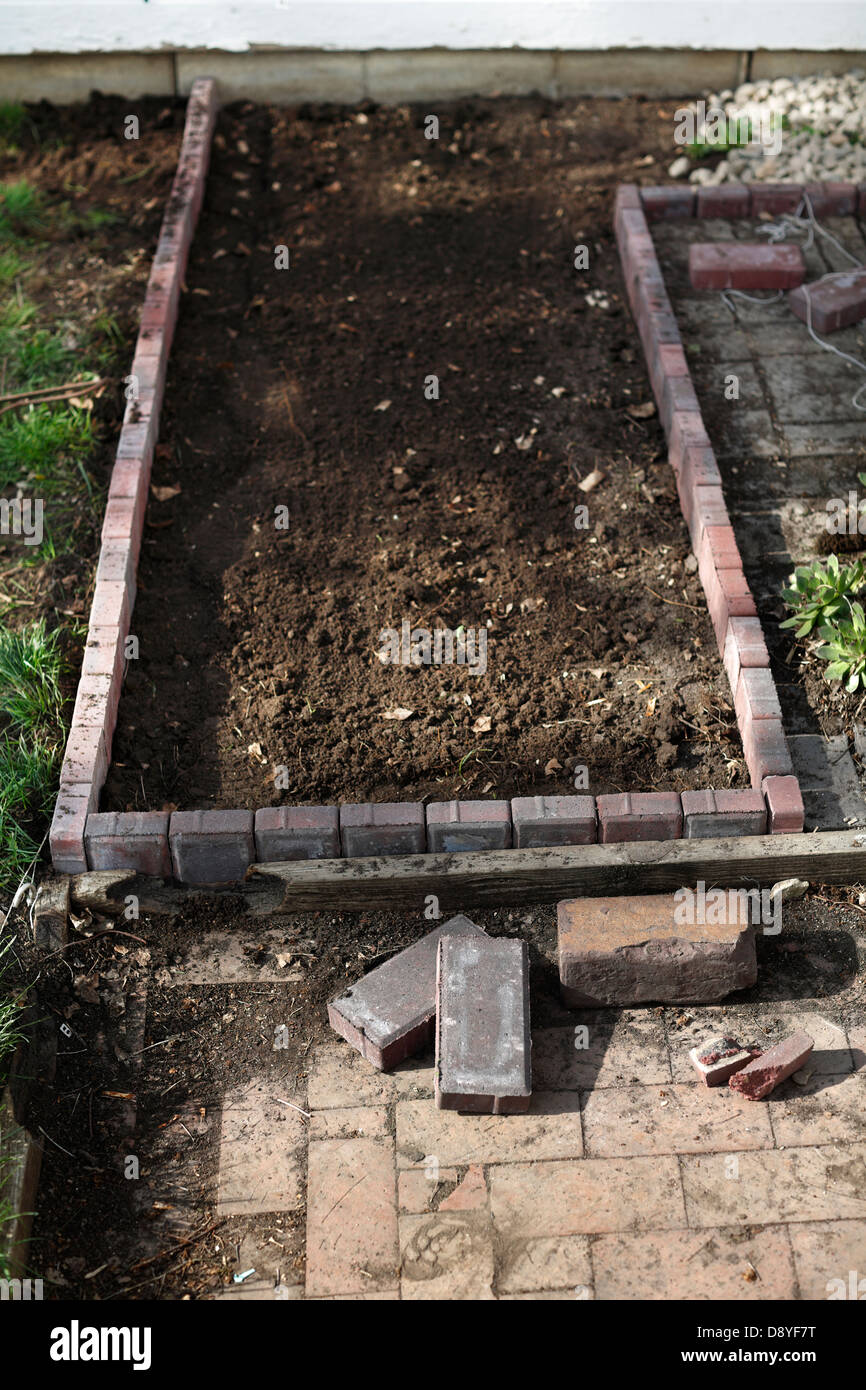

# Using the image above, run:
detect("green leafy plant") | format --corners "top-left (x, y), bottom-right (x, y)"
top-left (780, 556), bottom-right (865, 637)
top-left (816, 602), bottom-right (866, 693)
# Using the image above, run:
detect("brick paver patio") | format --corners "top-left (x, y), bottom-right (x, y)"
top-left (213, 1003), bottom-right (866, 1299)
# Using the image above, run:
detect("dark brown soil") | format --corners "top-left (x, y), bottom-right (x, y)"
top-left (102, 95), bottom-right (753, 815)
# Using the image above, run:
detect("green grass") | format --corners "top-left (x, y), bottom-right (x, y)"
top-left (0, 250), bottom-right (25, 288)
top-left (0, 182), bottom-right (44, 240)
top-left (0, 103), bottom-right (27, 153)
top-left (0, 621), bottom-right (64, 732)
top-left (0, 406), bottom-right (95, 493)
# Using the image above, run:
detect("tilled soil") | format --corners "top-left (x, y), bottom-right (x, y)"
top-left (102, 95), bottom-right (752, 814)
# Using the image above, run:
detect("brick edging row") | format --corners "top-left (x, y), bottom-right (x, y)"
top-left (73, 788), bottom-right (800, 885)
top-left (49, 78), bottom-right (220, 876)
top-left (614, 179), bottom-right (813, 841)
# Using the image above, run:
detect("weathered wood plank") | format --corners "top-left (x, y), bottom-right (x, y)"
top-left (250, 829), bottom-right (866, 911)
top-left (68, 829), bottom-right (866, 916)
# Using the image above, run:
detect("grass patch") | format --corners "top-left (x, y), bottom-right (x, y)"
top-left (0, 621), bottom-right (65, 732)
top-left (0, 182), bottom-right (44, 241)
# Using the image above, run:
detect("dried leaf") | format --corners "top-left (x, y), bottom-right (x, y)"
top-left (151, 483), bottom-right (182, 501)
top-left (627, 400), bottom-right (656, 419)
top-left (382, 706), bottom-right (413, 721)
top-left (472, 715), bottom-right (492, 734)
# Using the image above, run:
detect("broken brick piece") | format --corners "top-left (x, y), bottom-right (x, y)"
top-left (689, 243), bottom-right (806, 291)
top-left (435, 934), bottom-right (531, 1114)
top-left (789, 269), bottom-right (866, 335)
top-left (690, 1036), bottom-right (758, 1087)
top-left (728, 1031), bottom-right (814, 1099)
top-left (557, 895), bottom-right (757, 1007)
top-left (328, 914), bottom-right (486, 1071)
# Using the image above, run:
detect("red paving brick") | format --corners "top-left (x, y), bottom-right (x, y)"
top-left (729, 1030), bottom-right (814, 1099)
top-left (254, 804), bottom-right (340, 860)
top-left (435, 935), bottom-right (531, 1114)
top-left (789, 268), bottom-right (866, 334)
top-left (425, 799), bottom-right (512, 853)
top-left (557, 895), bottom-right (757, 1007)
top-left (510, 794), bottom-right (596, 847)
top-left (640, 186), bottom-right (695, 220)
top-left (596, 792), bottom-right (682, 843)
top-left (329, 914), bottom-right (486, 1070)
top-left (689, 242), bottom-right (806, 291)
top-left (85, 811), bottom-right (172, 876)
top-left (305, 1137), bottom-right (399, 1298)
top-left (681, 789), bottom-right (767, 838)
top-left (763, 774), bottom-right (805, 833)
top-left (169, 809), bottom-right (255, 883)
top-left (339, 801), bottom-right (425, 856)
top-left (696, 184), bottom-right (750, 218)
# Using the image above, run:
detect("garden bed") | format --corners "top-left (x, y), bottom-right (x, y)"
top-left (98, 95), bottom-right (749, 816)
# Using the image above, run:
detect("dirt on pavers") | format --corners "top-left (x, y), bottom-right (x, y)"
top-left (101, 95), bottom-right (753, 816)
top-left (12, 880), bottom-right (866, 1299)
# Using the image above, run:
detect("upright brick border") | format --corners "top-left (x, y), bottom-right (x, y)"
top-left (613, 179), bottom-right (824, 832)
top-left (49, 78), bottom-right (219, 875)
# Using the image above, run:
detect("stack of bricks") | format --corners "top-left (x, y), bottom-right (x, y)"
top-left (615, 181), bottom-right (807, 835)
top-left (49, 79), bottom-right (220, 876)
top-left (329, 915), bottom-right (532, 1115)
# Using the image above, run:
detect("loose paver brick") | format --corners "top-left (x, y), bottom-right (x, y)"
top-left (595, 792), bottom-right (683, 843)
top-left (254, 804), bottom-right (340, 860)
top-left (592, 1225), bottom-right (796, 1301)
top-left (328, 914), bottom-right (486, 1070)
top-left (489, 1155), bottom-right (686, 1238)
top-left (789, 269), bottom-right (866, 334)
top-left (169, 809), bottom-right (254, 884)
top-left (425, 799), bottom-right (511, 853)
top-left (729, 1029), bottom-right (814, 1099)
top-left (510, 795), bottom-right (596, 847)
top-left (339, 801), bottom-right (425, 856)
top-left (581, 1081), bottom-right (773, 1157)
top-left (435, 935), bottom-right (531, 1114)
top-left (305, 1136), bottom-right (399, 1298)
top-left (681, 789), bottom-right (767, 838)
top-left (557, 895), bottom-right (757, 1007)
top-left (689, 242), bottom-right (806, 291)
top-left (84, 810), bottom-right (171, 876)
top-left (763, 775), bottom-right (806, 833)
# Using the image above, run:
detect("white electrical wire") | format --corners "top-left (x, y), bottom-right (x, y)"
top-left (721, 190), bottom-right (866, 412)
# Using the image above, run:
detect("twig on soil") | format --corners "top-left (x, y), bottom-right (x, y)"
top-left (126, 1220), bottom-right (224, 1276)
top-left (0, 376), bottom-right (112, 415)
top-left (274, 1098), bottom-right (311, 1119)
top-left (647, 587), bottom-right (702, 613)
